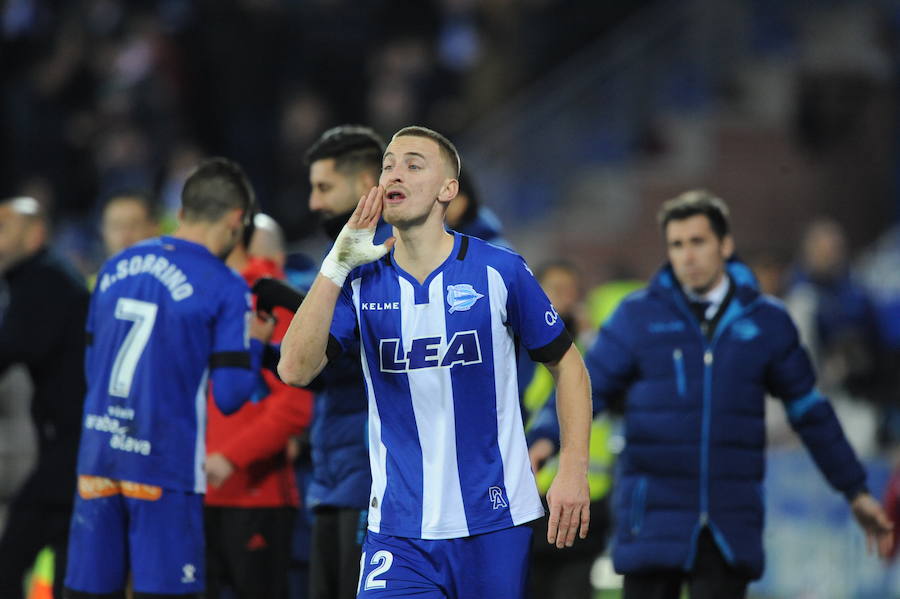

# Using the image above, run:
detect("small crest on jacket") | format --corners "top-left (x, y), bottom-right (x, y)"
top-left (648, 321), bottom-right (686, 334)
top-left (446, 284), bottom-right (484, 313)
top-left (731, 319), bottom-right (760, 341)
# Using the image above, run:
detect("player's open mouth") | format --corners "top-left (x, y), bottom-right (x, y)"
top-left (386, 190), bottom-right (406, 201)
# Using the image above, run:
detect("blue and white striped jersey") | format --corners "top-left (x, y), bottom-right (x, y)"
top-left (328, 233), bottom-right (571, 539)
top-left (77, 236), bottom-right (253, 493)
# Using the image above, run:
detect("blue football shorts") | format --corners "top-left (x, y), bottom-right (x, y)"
top-left (64, 476), bottom-right (205, 596)
top-left (357, 525), bottom-right (532, 598)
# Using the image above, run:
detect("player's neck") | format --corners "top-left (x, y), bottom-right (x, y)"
top-left (393, 222), bottom-right (455, 284)
top-left (172, 222), bottom-right (230, 261)
top-left (226, 245), bottom-right (249, 271)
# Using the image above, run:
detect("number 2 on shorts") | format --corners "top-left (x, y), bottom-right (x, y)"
top-left (357, 550), bottom-right (394, 593)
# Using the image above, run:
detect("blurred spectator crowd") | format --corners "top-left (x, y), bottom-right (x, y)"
top-left (0, 0), bottom-right (650, 274)
top-left (1, 0), bottom-right (899, 459)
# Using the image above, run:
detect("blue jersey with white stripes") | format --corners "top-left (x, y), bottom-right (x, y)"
top-left (328, 233), bottom-right (571, 539)
top-left (77, 236), bottom-right (253, 493)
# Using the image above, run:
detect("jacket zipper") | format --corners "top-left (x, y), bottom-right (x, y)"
top-left (670, 291), bottom-right (761, 529)
top-left (673, 348), bottom-right (686, 397)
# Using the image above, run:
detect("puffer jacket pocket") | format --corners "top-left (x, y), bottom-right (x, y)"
top-left (672, 348), bottom-right (686, 397)
top-left (630, 477), bottom-right (648, 537)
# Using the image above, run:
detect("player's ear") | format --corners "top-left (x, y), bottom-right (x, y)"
top-left (222, 208), bottom-right (245, 241)
top-left (225, 207), bottom-right (244, 228)
top-left (438, 178), bottom-right (459, 205)
top-left (721, 234), bottom-right (735, 259)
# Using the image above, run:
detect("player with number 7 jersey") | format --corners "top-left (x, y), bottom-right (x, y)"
top-left (77, 236), bottom-right (258, 491)
top-left (65, 158), bottom-right (272, 598)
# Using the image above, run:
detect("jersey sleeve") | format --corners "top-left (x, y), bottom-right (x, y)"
top-left (209, 275), bottom-right (253, 369)
top-left (209, 275), bottom-right (264, 414)
top-left (505, 256), bottom-right (571, 363)
top-left (327, 277), bottom-right (358, 360)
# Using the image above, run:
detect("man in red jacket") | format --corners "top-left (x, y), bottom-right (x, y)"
top-left (205, 213), bottom-right (313, 599)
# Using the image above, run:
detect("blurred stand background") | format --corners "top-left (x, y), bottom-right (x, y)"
top-left (2, 0), bottom-right (900, 597)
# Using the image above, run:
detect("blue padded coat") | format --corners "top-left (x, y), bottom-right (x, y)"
top-left (583, 260), bottom-right (867, 579)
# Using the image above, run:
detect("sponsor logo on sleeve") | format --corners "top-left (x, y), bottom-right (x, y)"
top-left (545, 306), bottom-right (560, 326)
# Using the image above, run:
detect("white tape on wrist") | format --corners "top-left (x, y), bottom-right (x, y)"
top-left (320, 226), bottom-right (389, 287)
top-left (320, 252), bottom-right (352, 287)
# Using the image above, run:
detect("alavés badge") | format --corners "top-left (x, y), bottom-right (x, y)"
top-left (446, 284), bottom-right (484, 313)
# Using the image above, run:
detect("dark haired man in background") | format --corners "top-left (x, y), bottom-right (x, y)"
top-left (303, 125), bottom-right (392, 599)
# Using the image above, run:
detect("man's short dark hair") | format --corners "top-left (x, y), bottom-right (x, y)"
top-left (657, 189), bottom-right (730, 239)
top-left (181, 158), bottom-right (256, 226)
top-left (304, 125), bottom-right (385, 178)
top-left (105, 189), bottom-right (160, 223)
top-left (392, 125), bottom-right (460, 177)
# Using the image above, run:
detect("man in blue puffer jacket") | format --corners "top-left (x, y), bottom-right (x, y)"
top-left (530, 190), bottom-right (893, 599)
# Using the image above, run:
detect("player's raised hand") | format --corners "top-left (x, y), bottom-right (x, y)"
top-left (348, 185), bottom-right (385, 230)
top-left (851, 492), bottom-right (894, 559)
top-left (320, 186), bottom-right (396, 287)
top-left (545, 467), bottom-right (590, 549)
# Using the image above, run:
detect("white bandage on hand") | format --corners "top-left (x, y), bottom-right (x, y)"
top-left (320, 225), bottom-right (391, 287)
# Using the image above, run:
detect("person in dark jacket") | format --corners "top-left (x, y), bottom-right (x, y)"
top-left (530, 190), bottom-right (892, 599)
top-left (445, 169), bottom-right (510, 248)
top-left (0, 196), bottom-right (89, 599)
top-left (303, 125), bottom-right (392, 599)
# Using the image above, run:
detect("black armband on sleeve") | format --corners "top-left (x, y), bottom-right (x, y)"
top-left (303, 373), bottom-right (325, 392)
top-left (262, 344), bottom-right (281, 376)
top-left (326, 335), bottom-right (344, 362)
top-left (252, 278), bottom-right (305, 313)
top-left (527, 330), bottom-right (573, 364)
top-left (209, 351), bottom-right (252, 369)
top-left (845, 484), bottom-right (870, 502)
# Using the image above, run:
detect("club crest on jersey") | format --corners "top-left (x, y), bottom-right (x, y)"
top-left (489, 486), bottom-right (508, 510)
top-left (181, 564), bottom-right (196, 584)
top-left (379, 330), bottom-right (483, 372)
top-left (446, 284), bottom-right (484, 313)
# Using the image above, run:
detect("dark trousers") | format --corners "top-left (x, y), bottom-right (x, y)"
top-left (309, 507), bottom-right (367, 599)
top-left (623, 529), bottom-right (750, 599)
top-left (0, 491), bottom-right (71, 599)
top-left (205, 506), bottom-right (295, 599)
top-left (529, 497), bottom-right (610, 599)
